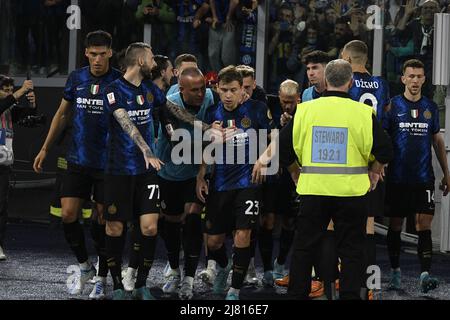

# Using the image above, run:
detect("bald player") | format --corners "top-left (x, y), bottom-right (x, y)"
top-left (166, 54), bottom-right (199, 96)
top-left (156, 67), bottom-right (220, 300)
top-left (258, 80), bottom-right (300, 287)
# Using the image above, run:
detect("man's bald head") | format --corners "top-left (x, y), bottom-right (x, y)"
top-left (179, 67), bottom-right (204, 86)
top-left (179, 67), bottom-right (206, 106)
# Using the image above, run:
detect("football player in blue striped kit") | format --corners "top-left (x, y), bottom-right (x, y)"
top-left (33, 30), bottom-right (122, 299)
top-left (196, 66), bottom-right (272, 300)
top-left (103, 42), bottom-right (223, 300)
top-left (383, 59), bottom-right (450, 293)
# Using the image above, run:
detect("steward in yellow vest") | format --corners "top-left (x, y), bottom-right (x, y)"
top-left (292, 94), bottom-right (373, 197)
top-left (277, 59), bottom-right (393, 300)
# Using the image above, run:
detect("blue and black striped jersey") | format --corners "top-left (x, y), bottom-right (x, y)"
top-left (63, 66), bottom-right (122, 169)
top-left (204, 99), bottom-right (272, 192)
top-left (349, 72), bottom-right (390, 122)
top-left (104, 77), bottom-right (166, 175)
top-left (383, 95), bottom-right (440, 184)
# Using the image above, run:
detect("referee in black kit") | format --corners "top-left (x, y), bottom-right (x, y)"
top-left (277, 59), bottom-right (393, 299)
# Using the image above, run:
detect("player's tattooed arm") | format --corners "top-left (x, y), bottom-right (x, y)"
top-left (113, 108), bottom-right (164, 170)
top-left (165, 100), bottom-right (212, 131)
top-left (113, 108), bottom-right (153, 156)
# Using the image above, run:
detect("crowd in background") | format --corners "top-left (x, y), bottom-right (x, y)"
top-left (0, 0), bottom-right (449, 98)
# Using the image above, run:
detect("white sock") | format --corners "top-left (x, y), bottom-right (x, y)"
top-left (126, 267), bottom-right (137, 277)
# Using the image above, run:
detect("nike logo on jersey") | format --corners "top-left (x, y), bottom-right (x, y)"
top-left (397, 113), bottom-right (406, 117)
top-left (127, 101), bottom-right (133, 105)
top-left (76, 87), bottom-right (85, 91)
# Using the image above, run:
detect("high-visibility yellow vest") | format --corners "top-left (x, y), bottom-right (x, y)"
top-left (292, 96), bottom-right (374, 197)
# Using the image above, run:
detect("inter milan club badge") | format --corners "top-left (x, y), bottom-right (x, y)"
top-left (90, 84), bottom-right (99, 95)
top-left (147, 92), bottom-right (154, 103)
top-left (108, 204), bottom-right (117, 215)
top-left (136, 95), bottom-right (145, 105)
top-left (241, 117), bottom-right (252, 128)
top-left (227, 120), bottom-right (235, 128)
top-left (423, 109), bottom-right (432, 120)
top-left (411, 109), bottom-right (419, 119)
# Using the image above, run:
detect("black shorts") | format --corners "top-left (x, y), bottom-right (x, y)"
top-left (159, 177), bottom-right (201, 216)
top-left (60, 162), bottom-right (104, 204)
top-left (367, 180), bottom-right (385, 217)
top-left (51, 169), bottom-right (64, 210)
top-left (104, 172), bottom-right (160, 222)
top-left (385, 182), bottom-right (435, 218)
top-left (51, 164), bottom-right (93, 218)
top-left (205, 188), bottom-right (260, 235)
top-left (262, 181), bottom-right (298, 217)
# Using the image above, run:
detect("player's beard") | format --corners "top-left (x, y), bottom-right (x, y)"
top-left (140, 63), bottom-right (153, 80)
top-left (407, 85), bottom-right (420, 97)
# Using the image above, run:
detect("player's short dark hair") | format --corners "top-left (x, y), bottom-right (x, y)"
top-left (174, 54), bottom-right (197, 69)
top-left (218, 66), bottom-right (243, 86)
top-left (236, 65), bottom-right (255, 79)
top-left (124, 42), bottom-right (152, 68)
top-left (402, 59), bottom-right (425, 74)
top-left (85, 30), bottom-right (112, 48)
top-left (343, 40), bottom-right (368, 62)
top-left (0, 74), bottom-right (14, 88)
top-left (151, 55), bottom-right (170, 79)
top-left (302, 50), bottom-right (330, 66)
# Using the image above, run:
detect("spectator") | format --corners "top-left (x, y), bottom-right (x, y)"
top-left (268, 3), bottom-right (296, 92)
top-left (136, 0), bottom-right (176, 57)
top-left (326, 17), bottom-right (353, 59)
top-left (394, 0), bottom-right (441, 96)
top-left (235, 0), bottom-right (259, 68)
top-left (173, 0), bottom-right (208, 70)
top-left (286, 21), bottom-right (327, 90)
top-left (322, 5), bottom-right (337, 35)
top-left (115, 0), bottom-right (144, 52)
top-left (207, 0), bottom-right (239, 72)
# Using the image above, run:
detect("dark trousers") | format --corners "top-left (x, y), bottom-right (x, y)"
top-left (0, 166), bottom-right (10, 247)
top-left (288, 194), bottom-right (368, 300)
